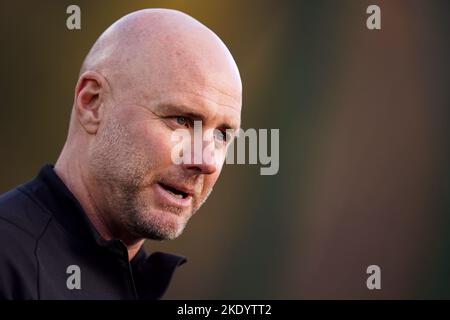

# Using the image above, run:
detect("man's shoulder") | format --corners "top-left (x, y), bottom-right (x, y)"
top-left (0, 183), bottom-right (52, 241)
top-left (0, 185), bottom-right (45, 299)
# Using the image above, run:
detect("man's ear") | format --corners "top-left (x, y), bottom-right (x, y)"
top-left (74, 71), bottom-right (109, 134)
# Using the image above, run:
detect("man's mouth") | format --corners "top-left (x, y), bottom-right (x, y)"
top-left (153, 181), bottom-right (195, 209)
top-left (157, 182), bottom-right (190, 199)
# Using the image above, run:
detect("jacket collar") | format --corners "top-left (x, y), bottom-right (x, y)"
top-left (30, 163), bottom-right (186, 299)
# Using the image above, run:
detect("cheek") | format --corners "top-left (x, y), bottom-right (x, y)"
top-left (134, 121), bottom-right (174, 166)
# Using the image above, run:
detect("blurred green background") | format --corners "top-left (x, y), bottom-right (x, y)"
top-left (1, 0), bottom-right (449, 299)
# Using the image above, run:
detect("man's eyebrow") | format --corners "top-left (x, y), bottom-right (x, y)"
top-left (157, 103), bottom-right (240, 130)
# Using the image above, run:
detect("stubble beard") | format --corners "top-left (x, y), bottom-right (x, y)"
top-left (89, 119), bottom-right (213, 241)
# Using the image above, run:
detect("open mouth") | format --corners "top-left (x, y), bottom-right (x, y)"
top-left (158, 182), bottom-right (189, 199)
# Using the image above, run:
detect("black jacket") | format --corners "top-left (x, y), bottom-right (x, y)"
top-left (0, 164), bottom-right (186, 300)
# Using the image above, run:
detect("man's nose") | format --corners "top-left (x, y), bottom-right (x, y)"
top-left (183, 140), bottom-right (218, 175)
top-left (184, 161), bottom-right (217, 175)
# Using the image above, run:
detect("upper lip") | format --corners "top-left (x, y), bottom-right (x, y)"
top-left (158, 181), bottom-right (195, 197)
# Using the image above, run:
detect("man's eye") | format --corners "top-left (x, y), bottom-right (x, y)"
top-left (175, 116), bottom-right (187, 126)
top-left (214, 129), bottom-right (227, 143)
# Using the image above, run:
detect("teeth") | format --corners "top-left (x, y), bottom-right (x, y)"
top-left (166, 188), bottom-right (184, 199)
top-left (160, 183), bottom-right (187, 199)
top-left (173, 193), bottom-right (183, 199)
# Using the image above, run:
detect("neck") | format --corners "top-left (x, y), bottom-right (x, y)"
top-left (54, 147), bottom-right (144, 261)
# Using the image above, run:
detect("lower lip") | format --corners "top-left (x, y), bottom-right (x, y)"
top-left (154, 183), bottom-right (193, 208)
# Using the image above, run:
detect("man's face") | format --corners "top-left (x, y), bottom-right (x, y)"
top-left (88, 74), bottom-right (241, 240)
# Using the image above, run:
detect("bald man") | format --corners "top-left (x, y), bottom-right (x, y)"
top-left (0, 9), bottom-right (242, 300)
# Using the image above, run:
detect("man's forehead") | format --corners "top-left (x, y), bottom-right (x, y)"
top-left (151, 71), bottom-right (241, 104)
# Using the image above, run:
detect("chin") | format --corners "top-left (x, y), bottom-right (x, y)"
top-left (131, 206), bottom-right (189, 240)
top-left (146, 223), bottom-right (186, 241)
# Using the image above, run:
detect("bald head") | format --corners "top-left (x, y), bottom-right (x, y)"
top-left (80, 9), bottom-right (241, 106)
top-left (57, 9), bottom-right (242, 244)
